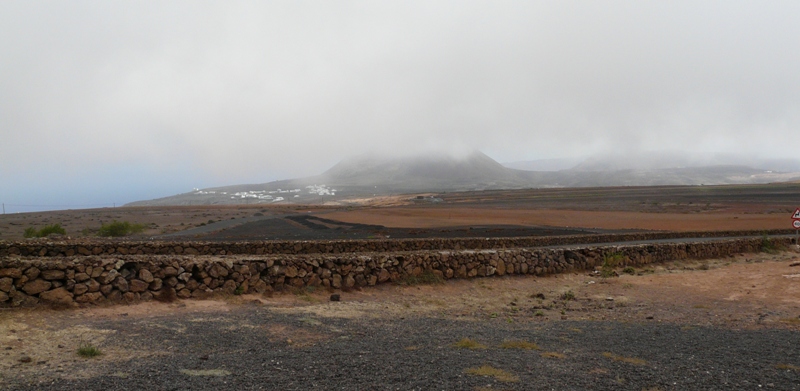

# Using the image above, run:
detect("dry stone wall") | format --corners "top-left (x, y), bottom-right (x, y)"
top-left (0, 229), bottom-right (791, 258)
top-left (0, 237), bottom-right (786, 308)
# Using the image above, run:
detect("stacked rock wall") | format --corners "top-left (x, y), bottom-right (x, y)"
top-left (0, 237), bottom-right (787, 308)
top-left (0, 229), bottom-right (791, 257)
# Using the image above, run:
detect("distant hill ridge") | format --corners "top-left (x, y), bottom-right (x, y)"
top-left (126, 150), bottom-right (800, 206)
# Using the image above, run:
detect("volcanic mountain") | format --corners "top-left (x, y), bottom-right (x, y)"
top-left (126, 150), bottom-right (800, 206)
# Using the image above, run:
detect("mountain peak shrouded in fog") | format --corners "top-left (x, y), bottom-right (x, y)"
top-left (127, 149), bottom-right (800, 206)
top-left (321, 150), bottom-right (512, 185)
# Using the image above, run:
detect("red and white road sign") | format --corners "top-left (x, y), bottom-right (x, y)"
top-left (793, 208), bottom-right (800, 219)
top-left (793, 220), bottom-right (800, 229)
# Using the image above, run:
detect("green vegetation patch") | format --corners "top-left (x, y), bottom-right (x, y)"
top-left (23, 224), bottom-right (66, 238)
top-left (600, 252), bottom-right (626, 278)
top-left (97, 220), bottom-right (145, 237)
top-left (560, 290), bottom-right (576, 301)
top-left (760, 235), bottom-right (783, 254)
top-left (77, 342), bottom-right (101, 358)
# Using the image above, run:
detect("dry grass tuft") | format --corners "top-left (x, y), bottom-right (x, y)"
top-left (540, 351), bottom-right (566, 359)
top-left (499, 340), bottom-right (540, 350)
top-left (602, 352), bottom-right (647, 365)
top-left (453, 338), bottom-right (487, 350)
top-left (179, 369), bottom-right (231, 376)
top-left (464, 365), bottom-right (519, 383)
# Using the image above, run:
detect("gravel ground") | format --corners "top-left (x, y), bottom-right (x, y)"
top-left (5, 304), bottom-right (800, 391)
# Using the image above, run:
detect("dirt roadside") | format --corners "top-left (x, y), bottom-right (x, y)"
top-left (2, 250), bottom-right (799, 386)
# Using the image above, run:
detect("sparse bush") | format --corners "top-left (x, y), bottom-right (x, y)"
top-left (23, 227), bottom-right (37, 238)
top-left (600, 253), bottom-right (625, 278)
top-left (561, 290), bottom-right (576, 301)
top-left (23, 224), bottom-right (66, 238)
top-left (97, 221), bottom-right (145, 237)
top-left (77, 342), bottom-right (101, 358)
top-left (760, 235), bottom-right (782, 254)
top-left (622, 267), bottom-right (636, 275)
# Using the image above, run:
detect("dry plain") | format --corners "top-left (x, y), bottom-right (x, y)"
top-left (2, 183), bottom-right (800, 389)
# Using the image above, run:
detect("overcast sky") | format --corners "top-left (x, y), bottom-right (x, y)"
top-left (2, 1), bottom-right (799, 212)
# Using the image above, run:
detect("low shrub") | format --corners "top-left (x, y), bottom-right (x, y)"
top-left (97, 221), bottom-right (145, 237)
top-left (760, 235), bottom-right (782, 254)
top-left (560, 290), bottom-right (576, 301)
top-left (23, 227), bottom-right (37, 238)
top-left (622, 267), bottom-right (636, 275)
top-left (600, 252), bottom-right (626, 278)
top-left (23, 224), bottom-right (66, 238)
top-left (77, 342), bottom-right (101, 358)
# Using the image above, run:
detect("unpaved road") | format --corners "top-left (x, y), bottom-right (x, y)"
top-left (3, 252), bottom-right (800, 390)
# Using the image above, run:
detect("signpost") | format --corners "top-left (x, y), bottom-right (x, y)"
top-left (792, 209), bottom-right (800, 244)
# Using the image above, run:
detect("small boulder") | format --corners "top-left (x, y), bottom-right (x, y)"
top-left (138, 269), bottom-right (154, 283)
top-left (40, 270), bottom-right (66, 280)
top-left (22, 279), bottom-right (51, 295)
top-left (129, 279), bottom-right (149, 293)
top-left (0, 268), bottom-right (22, 279)
top-left (39, 288), bottom-right (73, 306)
top-left (0, 277), bottom-right (13, 292)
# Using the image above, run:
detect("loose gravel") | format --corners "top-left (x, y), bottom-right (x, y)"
top-left (5, 305), bottom-right (800, 390)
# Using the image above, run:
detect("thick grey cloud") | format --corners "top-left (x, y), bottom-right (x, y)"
top-left (1, 1), bottom-right (799, 210)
